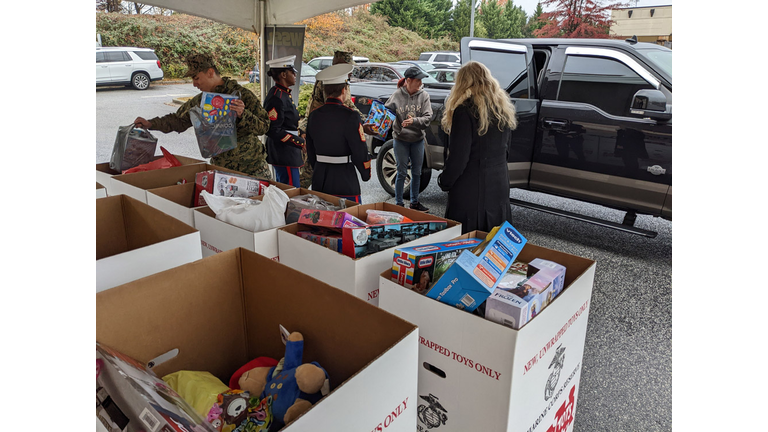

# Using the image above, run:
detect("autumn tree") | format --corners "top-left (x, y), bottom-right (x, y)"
top-left (535, 0), bottom-right (626, 38)
top-left (524, 2), bottom-right (547, 37)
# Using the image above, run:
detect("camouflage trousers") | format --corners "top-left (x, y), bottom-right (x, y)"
top-left (299, 147), bottom-right (313, 189)
top-left (211, 137), bottom-right (273, 181)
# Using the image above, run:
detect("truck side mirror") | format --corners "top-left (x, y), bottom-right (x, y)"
top-left (631, 89), bottom-right (671, 122)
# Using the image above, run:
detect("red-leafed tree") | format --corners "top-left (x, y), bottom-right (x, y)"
top-left (534, 0), bottom-right (627, 38)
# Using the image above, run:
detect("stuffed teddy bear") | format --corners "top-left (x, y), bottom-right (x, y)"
top-left (236, 332), bottom-right (328, 430)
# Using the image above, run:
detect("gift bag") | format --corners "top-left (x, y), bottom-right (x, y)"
top-left (364, 100), bottom-right (396, 141)
top-left (110, 124), bottom-right (158, 171)
top-left (190, 92), bottom-right (239, 158)
top-left (121, 146), bottom-right (182, 174)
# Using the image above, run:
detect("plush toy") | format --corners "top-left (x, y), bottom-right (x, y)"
top-left (237, 332), bottom-right (328, 429)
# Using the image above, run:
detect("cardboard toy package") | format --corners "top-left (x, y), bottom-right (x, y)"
top-left (425, 222), bottom-right (527, 312)
top-left (96, 194), bottom-right (202, 292)
top-left (378, 231), bottom-right (597, 432)
top-left (96, 154), bottom-right (203, 196)
top-left (277, 202), bottom-right (462, 306)
top-left (285, 193), bottom-right (351, 224)
top-left (363, 100), bottom-right (396, 141)
top-left (194, 170), bottom-right (273, 207)
top-left (297, 209), bottom-right (366, 230)
top-left (96, 344), bottom-right (216, 432)
top-left (342, 221), bottom-right (449, 259)
top-left (194, 188), bottom-right (356, 260)
top-left (96, 248), bottom-right (419, 432)
top-left (391, 238), bottom-right (483, 294)
top-left (297, 229), bottom-right (343, 253)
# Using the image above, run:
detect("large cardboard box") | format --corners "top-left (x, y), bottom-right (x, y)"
top-left (96, 155), bottom-right (203, 196)
top-left (96, 182), bottom-right (107, 199)
top-left (277, 203), bottom-right (462, 306)
top-left (109, 163), bottom-right (277, 204)
top-left (194, 188), bottom-right (357, 259)
top-left (96, 195), bottom-right (202, 292)
top-left (96, 248), bottom-right (419, 432)
top-left (146, 179), bottom-right (296, 228)
top-left (378, 231), bottom-right (596, 432)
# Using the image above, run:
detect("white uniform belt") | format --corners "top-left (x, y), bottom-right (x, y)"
top-left (317, 155), bottom-right (352, 164)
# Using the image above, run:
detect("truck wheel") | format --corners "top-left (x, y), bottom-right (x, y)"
top-left (376, 139), bottom-right (432, 198)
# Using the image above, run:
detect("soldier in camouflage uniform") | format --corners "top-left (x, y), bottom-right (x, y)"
top-left (134, 53), bottom-right (273, 180)
top-left (298, 51), bottom-right (373, 188)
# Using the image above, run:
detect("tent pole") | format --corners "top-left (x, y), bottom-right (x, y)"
top-left (258, 0), bottom-right (267, 105)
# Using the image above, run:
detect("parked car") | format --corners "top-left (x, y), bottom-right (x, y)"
top-left (418, 51), bottom-right (461, 67)
top-left (351, 62), bottom-right (441, 84)
top-left (397, 60), bottom-right (457, 71)
top-left (428, 68), bottom-right (456, 84)
top-left (353, 38), bottom-right (672, 234)
top-left (248, 64), bottom-right (260, 83)
top-left (308, 56), bottom-right (369, 71)
top-left (96, 47), bottom-right (164, 90)
top-left (299, 62), bottom-right (318, 85)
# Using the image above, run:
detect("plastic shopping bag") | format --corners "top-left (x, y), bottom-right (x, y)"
top-left (121, 146), bottom-right (182, 174)
top-left (201, 185), bottom-right (289, 233)
top-left (190, 92), bottom-right (239, 158)
top-left (110, 124), bottom-right (158, 171)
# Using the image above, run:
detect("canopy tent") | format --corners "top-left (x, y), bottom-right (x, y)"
top-left (138, 0), bottom-right (376, 100)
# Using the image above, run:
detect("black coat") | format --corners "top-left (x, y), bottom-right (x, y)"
top-left (265, 84), bottom-right (305, 167)
top-left (438, 103), bottom-right (513, 233)
top-left (306, 98), bottom-right (371, 197)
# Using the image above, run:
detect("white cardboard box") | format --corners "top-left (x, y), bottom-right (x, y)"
top-left (96, 248), bottom-right (419, 432)
top-left (96, 182), bottom-right (107, 199)
top-left (96, 155), bottom-right (203, 196)
top-left (96, 194), bottom-right (203, 292)
top-left (277, 203), bottom-right (462, 306)
top-left (193, 188), bottom-right (358, 259)
top-left (378, 232), bottom-right (596, 432)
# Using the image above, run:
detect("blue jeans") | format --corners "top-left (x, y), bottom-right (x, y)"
top-left (393, 138), bottom-right (424, 205)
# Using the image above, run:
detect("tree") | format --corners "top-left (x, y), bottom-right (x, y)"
top-left (502, 0), bottom-right (526, 38)
top-left (479, 0), bottom-right (507, 39)
top-left (535, 0), bottom-right (626, 38)
top-left (452, 0), bottom-right (485, 42)
top-left (370, 0), bottom-right (428, 37)
top-left (524, 2), bottom-right (547, 37)
top-left (421, 0), bottom-right (454, 39)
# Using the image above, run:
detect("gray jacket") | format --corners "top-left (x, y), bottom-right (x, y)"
top-left (384, 86), bottom-right (433, 143)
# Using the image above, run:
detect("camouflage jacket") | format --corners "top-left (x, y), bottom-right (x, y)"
top-left (148, 77), bottom-right (273, 179)
top-left (298, 81), bottom-right (366, 133)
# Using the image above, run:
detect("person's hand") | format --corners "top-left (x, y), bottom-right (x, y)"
top-left (134, 117), bottom-right (152, 129)
top-left (362, 123), bottom-right (376, 135)
top-left (402, 118), bottom-right (414, 128)
top-left (231, 99), bottom-right (245, 117)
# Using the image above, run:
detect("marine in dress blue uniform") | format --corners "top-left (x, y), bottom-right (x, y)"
top-left (306, 64), bottom-right (371, 203)
top-left (264, 55), bottom-right (305, 187)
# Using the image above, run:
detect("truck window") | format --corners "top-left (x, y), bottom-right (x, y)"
top-left (468, 49), bottom-right (528, 99)
top-left (558, 55), bottom-right (655, 117)
top-left (419, 53), bottom-right (432, 61)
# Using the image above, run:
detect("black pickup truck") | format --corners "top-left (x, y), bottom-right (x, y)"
top-left (351, 37), bottom-right (672, 236)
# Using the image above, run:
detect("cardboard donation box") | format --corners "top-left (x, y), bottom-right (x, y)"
top-left (277, 203), bottom-right (462, 306)
top-left (96, 248), bottom-right (419, 432)
top-left (97, 182), bottom-right (107, 199)
top-left (96, 155), bottom-right (203, 196)
top-left (96, 195), bottom-right (202, 292)
top-left (194, 188), bottom-right (357, 260)
top-left (109, 163), bottom-right (285, 204)
top-left (379, 231), bottom-right (596, 432)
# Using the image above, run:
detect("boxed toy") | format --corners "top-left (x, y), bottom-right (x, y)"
top-left (201, 92), bottom-right (238, 123)
top-left (485, 258), bottom-right (567, 329)
top-left (391, 238), bottom-right (483, 294)
top-left (297, 229), bottom-right (344, 253)
top-left (194, 170), bottom-right (270, 206)
top-left (363, 100), bottom-right (396, 141)
top-left (96, 343), bottom-right (216, 432)
top-left (496, 261), bottom-right (529, 290)
top-left (286, 194), bottom-right (347, 224)
top-left (342, 221), bottom-right (449, 259)
top-left (425, 222), bottom-right (527, 312)
top-left (298, 209), bottom-right (366, 230)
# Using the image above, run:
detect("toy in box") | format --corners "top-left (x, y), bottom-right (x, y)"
top-left (298, 209), bottom-right (366, 230)
top-left (342, 221), bottom-right (449, 259)
top-left (485, 258), bottom-right (566, 329)
top-left (425, 222), bottom-right (527, 312)
top-left (195, 170), bottom-right (270, 206)
top-left (190, 92), bottom-right (240, 158)
top-left (96, 343), bottom-right (216, 432)
top-left (496, 261), bottom-right (529, 290)
top-left (363, 100), bottom-right (396, 141)
top-left (391, 239), bottom-right (483, 295)
top-left (297, 228), bottom-right (343, 253)
top-left (285, 194), bottom-right (345, 224)
top-left (201, 92), bottom-right (239, 124)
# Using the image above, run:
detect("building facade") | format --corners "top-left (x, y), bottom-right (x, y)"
top-left (610, 5), bottom-right (672, 47)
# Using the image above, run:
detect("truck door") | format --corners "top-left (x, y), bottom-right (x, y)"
top-left (460, 38), bottom-right (538, 189)
top-left (532, 46), bottom-right (672, 216)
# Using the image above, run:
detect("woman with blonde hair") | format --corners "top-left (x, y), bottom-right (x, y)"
top-left (437, 61), bottom-right (518, 233)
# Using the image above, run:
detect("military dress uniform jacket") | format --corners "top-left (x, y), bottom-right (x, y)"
top-left (264, 83), bottom-right (305, 167)
top-left (306, 98), bottom-right (371, 197)
top-left (147, 77), bottom-right (272, 179)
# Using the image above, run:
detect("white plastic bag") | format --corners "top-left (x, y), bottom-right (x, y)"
top-left (201, 185), bottom-right (289, 232)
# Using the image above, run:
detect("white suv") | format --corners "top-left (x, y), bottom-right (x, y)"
top-left (418, 51), bottom-right (461, 67)
top-left (307, 56), bottom-right (369, 71)
top-left (96, 47), bottom-right (164, 90)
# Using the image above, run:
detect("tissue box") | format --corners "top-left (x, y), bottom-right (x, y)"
top-left (425, 222), bottom-right (527, 312)
top-left (391, 238), bottom-right (483, 294)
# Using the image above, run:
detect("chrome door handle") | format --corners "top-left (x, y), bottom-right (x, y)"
top-left (647, 165), bottom-right (666, 175)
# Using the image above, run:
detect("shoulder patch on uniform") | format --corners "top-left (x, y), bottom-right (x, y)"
top-left (358, 124), bottom-right (365, 141)
top-left (268, 108), bottom-right (278, 121)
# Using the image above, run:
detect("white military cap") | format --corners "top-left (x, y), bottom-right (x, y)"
top-left (266, 55), bottom-right (297, 70)
top-left (316, 63), bottom-right (354, 84)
